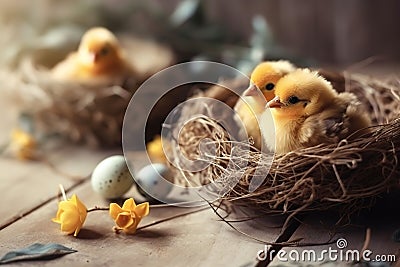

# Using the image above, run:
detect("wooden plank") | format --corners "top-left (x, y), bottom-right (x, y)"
top-left (0, 178), bottom-right (286, 267)
top-left (0, 146), bottom-right (117, 229)
top-left (269, 193), bottom-right (400, 266)
top-left (0, 87), bottom-right (118, 228)
top-left (0, 151), bottom-right (286, 266)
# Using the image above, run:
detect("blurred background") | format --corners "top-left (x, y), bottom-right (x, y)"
top-left (1, 0), bottom-right (400, 71)
top-left (1, 0), bottom-right (399, 148)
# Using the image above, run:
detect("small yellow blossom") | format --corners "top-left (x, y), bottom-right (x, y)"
top-left (10, 129), bottom-right (37, 160)
top-left (109, 198), bottom-right (149, 234)
top-left (52, 194), bottom-right (87, 237)
top-left (147, 135), bottom-right (168, 163)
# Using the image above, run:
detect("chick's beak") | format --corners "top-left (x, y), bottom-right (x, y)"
top-left (93, 52), bottom-right (101, 63)
top-left (82, 52), bottom-right (97, 64)
top-left (242, 84), bottom-right (259, 97)
top-left (266, 96), bottom-right (283, 108)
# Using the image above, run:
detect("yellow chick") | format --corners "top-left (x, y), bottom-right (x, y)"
top-left (52, 27), bottom-right (135, 84)
top-left (9, 128), bottom-right (38, 160)
top-left (261, 69), bottom-right (371, 154)
top-left (234, 60), bottom-right (296, 149)
top-left (249, 60), bottom-right (296, 101)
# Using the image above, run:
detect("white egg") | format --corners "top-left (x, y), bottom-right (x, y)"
top-left (136, 163), bottom-right (174, 200)
top-left (91, 155), bottom-right (134, 199)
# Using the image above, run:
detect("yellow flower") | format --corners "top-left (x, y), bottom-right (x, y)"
top-left (10, 129), bottom-right (37, 160)
top-left (147, 135), bottom-right (168, 163)
top-left (109, 198), bottom-right (149, 234)
top-left (52, 194), bottom-right (87, 237)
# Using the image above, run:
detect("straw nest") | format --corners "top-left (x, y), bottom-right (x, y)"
top-left (169, 71), bottom-right (400, 217)
top-left (2, 35), bottom-right (174, 147)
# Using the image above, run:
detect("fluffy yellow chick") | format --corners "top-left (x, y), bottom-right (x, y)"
top-left (234, 60), bottom-right (296, 149)
top-left (261, 69), bottom-right (371, 154)
top-left (249, 60), bottom-right (296, 101)
top-left (52, 27), bottom-right (135, 84)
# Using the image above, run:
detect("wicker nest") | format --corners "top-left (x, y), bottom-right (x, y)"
top-left (2, 35), bottom-right (175, 147)
top-left (168, 71), bottom-right (400, 217)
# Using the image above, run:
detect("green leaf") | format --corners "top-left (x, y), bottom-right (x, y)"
top-left (0, 243), bottom-right (77, 264)
top-left (249, 15), bottom-right (276, 62)
top-left (170, 0), bottom-right (200, 27)
top-left (18, 113), bottom-right (35, 134)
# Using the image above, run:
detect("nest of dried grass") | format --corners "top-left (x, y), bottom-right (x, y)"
top-left (169, 72), bottom-right (400, 217)
top-left (2, 36), bottom-right (174, 147)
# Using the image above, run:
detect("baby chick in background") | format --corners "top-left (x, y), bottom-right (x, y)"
top-left (261, 69), bottom-right (371, 154)
top-left (234, 60), bottom-right (296, 149)
top-left (248, 60), bottom-right (296, 101)
top-left (52, 27), bottom-right (136, 84)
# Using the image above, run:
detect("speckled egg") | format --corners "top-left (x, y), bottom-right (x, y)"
top-left (91, 155), bottom-right (134, 199)
top-left (136, 163), bottom-right (174, 200)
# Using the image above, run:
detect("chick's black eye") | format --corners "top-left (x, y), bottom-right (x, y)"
top-left (99, 47), bottom-right (109, 56)
top-left (265, 83), bottom-right (275, 91)
top-left (288, 96), bottom-right (300, 104)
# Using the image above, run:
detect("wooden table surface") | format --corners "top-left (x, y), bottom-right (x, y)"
top-left (0, 80), bottom-right (399, 267)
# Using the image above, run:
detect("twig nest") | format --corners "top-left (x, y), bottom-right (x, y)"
top-left (3, 35), bottom-right (175, 147)
top-left (169, 71), bottom-right (400, 217)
